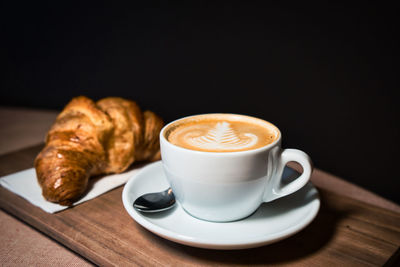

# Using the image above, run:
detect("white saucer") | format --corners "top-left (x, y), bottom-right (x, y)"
top-left (122, 161), bottom-right (320, 250)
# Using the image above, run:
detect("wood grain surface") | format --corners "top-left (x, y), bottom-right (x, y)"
top-left (1, 145), bottom-right (399, 266)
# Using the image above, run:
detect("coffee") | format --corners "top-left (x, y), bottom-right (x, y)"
top-left (164, 114), bottom-right (279, 152)
top-left (160, 113), bottom-right (312, 222)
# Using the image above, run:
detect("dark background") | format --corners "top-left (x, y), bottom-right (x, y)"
top-left (1, 2), bottom-right (399, 204)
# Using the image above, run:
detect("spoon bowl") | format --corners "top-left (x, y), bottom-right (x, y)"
top-left (133, 188), bottom-right (176, 212)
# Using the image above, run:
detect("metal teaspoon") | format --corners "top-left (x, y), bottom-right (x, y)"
top-left (133, 188), bottom-right (176, 212)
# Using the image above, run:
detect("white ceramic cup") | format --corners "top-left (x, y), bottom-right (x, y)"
top-left (160, 114), bottom-right (313, 222)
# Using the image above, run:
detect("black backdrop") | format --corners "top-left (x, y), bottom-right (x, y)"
top-left (2, 2), bottom-right (399, 204)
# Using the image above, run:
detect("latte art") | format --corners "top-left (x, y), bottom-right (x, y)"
top-left (165, 114), bottom-right (279, 152)
top-left (186, 122), bottom-right (258, 151)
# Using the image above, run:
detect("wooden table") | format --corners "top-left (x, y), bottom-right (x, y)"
top-left (1, 107), bottom-right (399, 266)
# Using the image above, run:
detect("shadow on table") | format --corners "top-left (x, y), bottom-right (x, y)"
top-left (145, 190), bottom-right (351, 265)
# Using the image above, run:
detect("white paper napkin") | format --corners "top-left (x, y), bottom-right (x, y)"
top-left (0, 163), bottom-right (149, 213)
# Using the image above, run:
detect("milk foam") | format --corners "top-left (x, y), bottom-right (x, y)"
top-left (186, 122), bottom-right (258, 151)
top-left (165, 114), bottom-right (279, 152)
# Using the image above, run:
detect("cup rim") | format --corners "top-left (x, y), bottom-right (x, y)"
top-left (160, 113), bottom-right (282, 155)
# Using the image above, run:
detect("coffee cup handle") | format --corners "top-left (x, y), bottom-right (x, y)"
top-left (263, 149), bottom-right (313, 202)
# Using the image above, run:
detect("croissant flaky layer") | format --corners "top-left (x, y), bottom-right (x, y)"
top-left (34, 96), bottom-right (164, 206)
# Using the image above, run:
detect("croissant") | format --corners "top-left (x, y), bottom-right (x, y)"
top-left (34, 96), bottom-right (163, 206)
